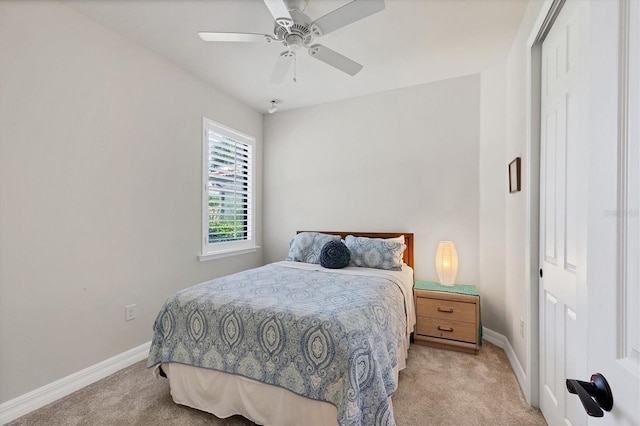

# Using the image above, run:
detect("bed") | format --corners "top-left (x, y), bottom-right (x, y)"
top-left (148, 231), bottom-right (415, 426)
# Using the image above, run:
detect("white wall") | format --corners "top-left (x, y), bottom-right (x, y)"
top-left (0, 1), bottom-right (262, 403)
top-left (499, 0), bottom-right (545, 374)
top-left (474, 0), bottom-right (544, 383)
top-left (479, 62), bottom-right (508, 335)
top-left (263, 75), bottom-right (481, 290)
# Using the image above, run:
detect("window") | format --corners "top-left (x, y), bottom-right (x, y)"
top-left (201, 118), bottom-right (256, 259)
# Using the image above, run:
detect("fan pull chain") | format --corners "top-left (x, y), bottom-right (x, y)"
top-left (293, 52), bottom-right (297, 83)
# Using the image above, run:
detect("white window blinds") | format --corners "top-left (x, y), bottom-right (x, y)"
top-left (202, 118), bottom-right (255, 255)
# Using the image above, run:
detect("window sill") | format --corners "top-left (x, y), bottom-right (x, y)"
top-left (198, 246), bottom-right (260, 262)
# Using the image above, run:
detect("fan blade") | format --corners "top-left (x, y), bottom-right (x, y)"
top-left (271, 51), bottom-right (295, 84)
top-left (308, 44), bottom-right (362, 76)
top-left (263, 0), bottom-right (293, 27)
top-left (310, 0), bottom-right (385, 37)
top-left (198, 32), bottom-right (269, 42)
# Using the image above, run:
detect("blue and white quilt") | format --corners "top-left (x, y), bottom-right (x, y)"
top-left (147, 261), bottom-right (410, 426)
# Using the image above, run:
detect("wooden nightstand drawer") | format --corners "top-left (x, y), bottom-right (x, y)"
top-left (413, 282), bottom-right (481, 354)
top-left (416, 317), bottom-right (477, 343)
top-left (416, 297), bottom-right (476, 323)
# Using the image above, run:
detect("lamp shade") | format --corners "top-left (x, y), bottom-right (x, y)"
top-left (435, 241), bottom-right (458, 286)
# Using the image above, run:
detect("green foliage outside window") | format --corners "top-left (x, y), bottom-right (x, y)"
top-left (208, 194), bottom-right (246, 242)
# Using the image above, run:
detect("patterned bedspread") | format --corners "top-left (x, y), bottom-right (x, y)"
top-left (147, 262), bottom-right (409, 426)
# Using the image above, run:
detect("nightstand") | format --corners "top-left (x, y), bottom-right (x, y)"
top-left (413, 281), bottom-right (481, 354)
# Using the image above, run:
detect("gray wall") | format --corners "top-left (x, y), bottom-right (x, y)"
top-left (503, 0), bottom-right (545, 373)
top-left (263, 75), bottom-right (481, 289)
top-left (0, 1), bottom-right (262, 403)
top-left (479, 62), bottom-right (508, 340)
top-left (477, 0), bottom-right (545, 373)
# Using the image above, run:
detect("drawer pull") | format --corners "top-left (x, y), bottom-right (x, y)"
top-left (437, 307), bottom-right (454, 313)
top-left (437, 326), bottom-right (454, 332)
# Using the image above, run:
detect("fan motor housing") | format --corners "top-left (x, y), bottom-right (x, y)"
top-left (274, 10), bottom-right (313, 47)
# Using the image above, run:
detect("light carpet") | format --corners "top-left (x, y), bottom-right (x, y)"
top-left (7, 341), bottom-right (546, 425)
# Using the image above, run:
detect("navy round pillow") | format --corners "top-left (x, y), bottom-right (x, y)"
top-left (320, 240), bottom-right (351, 269)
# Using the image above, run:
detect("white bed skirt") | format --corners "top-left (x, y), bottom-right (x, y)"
top-left (157, 334), bottom-right (411, 426)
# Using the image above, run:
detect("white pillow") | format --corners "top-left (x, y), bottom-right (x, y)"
top-left (345, 235), bottom-right (406, 271)
top-left (386, 235), bottom-right (405, 245)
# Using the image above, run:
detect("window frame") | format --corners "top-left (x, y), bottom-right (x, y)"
top-left (200, 117), bottom-right (257, 261)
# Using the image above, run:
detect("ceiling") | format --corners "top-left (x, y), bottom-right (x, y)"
top-left (65, 0), bottom-right (528, 113)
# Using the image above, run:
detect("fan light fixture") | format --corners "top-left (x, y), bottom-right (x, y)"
top-left (268, 99), bottom-right (280, 114)
top-left (435, 241), bottom-right (458, 286)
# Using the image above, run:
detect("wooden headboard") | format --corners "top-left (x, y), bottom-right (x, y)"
top-left (298, 231), bottom-right (414, 269)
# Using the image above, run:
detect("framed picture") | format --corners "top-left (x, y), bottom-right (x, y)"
top-left (509, 157), bottom-right (521, 193)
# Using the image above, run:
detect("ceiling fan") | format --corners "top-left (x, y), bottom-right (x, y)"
top-left (198, 0), bottom-right (385, 83)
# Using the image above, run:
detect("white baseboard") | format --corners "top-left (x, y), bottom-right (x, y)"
top-left (0, 341), bottom-right (151, 425)
top-left (482, 327), bottom-right (527, 397)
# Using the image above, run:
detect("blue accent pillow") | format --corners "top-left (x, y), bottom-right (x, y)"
top-left (320, 240), bottom-right (351, 269)
top-left (285, 232), bottom-right (341, 264)
top-left (345, 235), bottom-right (406, 270)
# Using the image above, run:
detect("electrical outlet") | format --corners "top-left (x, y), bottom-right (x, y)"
top-left (520, 318), bottom-right (525, 338)
top-left (125, 304), bottom-right (136, 321)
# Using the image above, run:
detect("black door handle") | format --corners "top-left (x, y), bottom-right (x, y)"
top-left (566, 373), bottom-right (613, 417)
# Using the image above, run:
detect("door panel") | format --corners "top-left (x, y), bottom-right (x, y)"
top-left (539, 1), bottom-right (587, 425)
top-left (543, 107), bottom-right (558, 265)
top-left (538, 1), bottom-right (640, 425)
top-left (625, 0), bottom-right (640, 371)
top-left (564, 87), bottom-right (585, 272)
top-left (564, 307), bottom-right (582, 425)
top-left (585, 0), bottom-right (640, 424)
top-left (542, 292), bottom-right (558, 405)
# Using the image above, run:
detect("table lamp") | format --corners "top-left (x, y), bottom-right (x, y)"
top-left (436, 240), bottom-right (458, 286)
